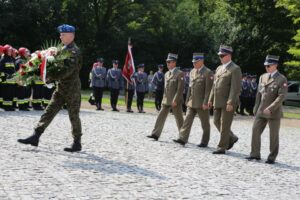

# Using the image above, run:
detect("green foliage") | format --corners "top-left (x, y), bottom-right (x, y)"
top-left (277, 0), bottom-right (300, 81)
top-left (0, 0), bottom-right (298, 86)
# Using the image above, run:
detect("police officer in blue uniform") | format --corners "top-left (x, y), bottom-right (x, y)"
top-left (125, 74), bottom-right (135, 113)
top-left (134, 63), bottom-right (148, 113)
top-left (91, 58), bottom-right (107, 110)
top-left (107, 60), bottom-right (123, 111)
top-left (152, 64), bottom-right (165, 111)
top-left (182, 68), bottom-right (191, 114)
top-left (240, 73), bottom-right (248, 115)
top-left (248, 75), bottom-right (257, 116)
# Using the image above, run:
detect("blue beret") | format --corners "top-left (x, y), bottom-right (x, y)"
top-left (57, 24), bottom-right (75, 33)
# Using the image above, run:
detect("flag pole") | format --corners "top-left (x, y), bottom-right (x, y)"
top-left (125, 37), bottom-right (131, 110)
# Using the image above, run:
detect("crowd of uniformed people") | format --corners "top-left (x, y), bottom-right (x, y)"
top-left (2, 37), bottom-right (288, 164)
top-left (0, 44), bottom-right (55, 111)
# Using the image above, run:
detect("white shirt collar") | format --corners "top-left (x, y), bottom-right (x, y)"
top-left (222, 61), bottom-right (232, 69)
top-left (169, 67), bottom-right (176, 73)
top-left (269, 70), bottom-right (278, 78)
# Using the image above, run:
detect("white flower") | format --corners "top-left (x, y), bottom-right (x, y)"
top-left (47, 56), bottom-right (55, 62)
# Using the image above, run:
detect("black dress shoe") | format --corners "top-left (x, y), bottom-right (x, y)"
top-left (212, 149), bottom-right (226, 154)
top-left (64, 140), bottom-right (82, 152)
top-left (127, 110), bottom-right (134, 113)
top-left (146, 135), bottom-right (159, 141)
top-left (17, 131), bottom-right (42, 147)
top-left (265, 160), bottom-right (275, 164)
top-left (172, 139), bottom-right (185, 146)
top-left (245, 156), bottom-right (261, 160)
top-left (227, 137), bottom-right (239, 150)
top-left (112, 108), bottom-right (120, 112)
top-left (197, 143), bottom-right (208, 148)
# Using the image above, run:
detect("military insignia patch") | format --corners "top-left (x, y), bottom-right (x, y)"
top-left (283, 82), bottom-right (288, 87)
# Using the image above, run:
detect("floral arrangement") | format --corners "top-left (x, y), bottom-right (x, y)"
top-left (14, 43), bottom-right (70, 86)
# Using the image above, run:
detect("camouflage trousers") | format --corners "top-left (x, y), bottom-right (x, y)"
top-left (35, 88), bottom-right (82, 139)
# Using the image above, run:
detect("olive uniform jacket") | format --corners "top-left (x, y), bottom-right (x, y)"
top-left (162, 68), bottom-right (184, 106)
top-left (186, 66), bottom-right (214, 108)
top-left (254, 72), bottom-right (287, 119)
top-left (209, 61), bottom-right (242, 108)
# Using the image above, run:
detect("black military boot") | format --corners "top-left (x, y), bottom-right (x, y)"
top-left (64, 139), bottom-right (82, 152)
top-left (17, 131), bottom-right (42, 146)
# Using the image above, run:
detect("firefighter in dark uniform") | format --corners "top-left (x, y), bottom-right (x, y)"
top-left (152, 64), bottom-right (165, 111)
top-left (106, 60), bottom-right (123, 111)
top-left (134, 63), bottom-right (148, 113)
top-left (15, 47), bottom-right (31, 111)
top-left (18, 24), bottom-right (83, 152)
top-left (0, 44), bottom-right (16, 111)
top-left (32, 56), bottom-right (44, 110)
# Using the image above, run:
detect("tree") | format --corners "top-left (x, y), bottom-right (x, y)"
top-left (277, 0), bottom-right (300, 81)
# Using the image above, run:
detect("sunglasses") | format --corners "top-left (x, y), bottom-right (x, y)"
top-left (265, 65), bottom-right (271, 68)
top-left (166, 61), bottom-right (172, 64)
top-left (219, 54), bottom-right (226, 58)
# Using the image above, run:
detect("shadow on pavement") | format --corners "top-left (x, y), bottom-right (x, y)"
top-left (22, 148), bottom-right (167, 180)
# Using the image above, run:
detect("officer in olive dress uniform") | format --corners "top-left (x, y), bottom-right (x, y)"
top-left (147, 53), bottom-right (184, 141)
top-left (18, 24), bottom-right (83, 152)
top-left (152, 64), bottom-right (165, 111)
top-left (91, 58), bottom-right (106, 110)
top-left (208, 45), bottom-right (242, 154)
top-left (134, 63), bottom-right (148, 113)
top-left (107, 60), bottom-right (123, 111)
top-left (246, 55), bottom-right (288, 164)
top-left (173, 53), bottom-right (213, 147)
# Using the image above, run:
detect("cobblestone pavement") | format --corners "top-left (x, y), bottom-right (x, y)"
top-left (0, 109), bottom-right (299, 200)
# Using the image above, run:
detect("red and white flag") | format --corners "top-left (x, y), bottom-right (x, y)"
top-left (40, 57), bottom-right (47, 83)
top-left (122, 44), bottom-right (135, 83)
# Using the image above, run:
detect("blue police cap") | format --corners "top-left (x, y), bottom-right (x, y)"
top-left (137, 63), bottom-right (145, 68)
top-left (57, 24), bottom-right (76, 33)
top-left (112, 60), bottom-right (119, 64)
top-left (157, 64), bottom-right (164, 68)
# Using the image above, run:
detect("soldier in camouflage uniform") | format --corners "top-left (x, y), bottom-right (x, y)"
top-left (18, 24), bottom-right (83, 152)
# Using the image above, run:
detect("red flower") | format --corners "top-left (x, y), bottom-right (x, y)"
top-left (20, 71), bottom-right (26, 76)
top-left (20, 64), bottom-right (26, 69)
top-left (38, 53), bottom-right (42, 60)
top-left (28, 61), bottom-right (33, 67)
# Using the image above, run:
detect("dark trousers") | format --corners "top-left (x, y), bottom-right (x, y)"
top-left (2, 83), bottom-right (16, 110)
top-left (126, 89), bottom-right (134, 110)
top-left (155, 89), bottom-right (163, 111)
top-left (136, 91), bottom-right (145, 111)
top-left (240, 96), bottom-right (247, 114)
top-left (32, 84), bottom-right (44, 109)
top-left (43, 86), bottom-right (55, 108)
top-left (110, 88), bottom-right (119, 109)
top-left (182, 93), bottom-right (187, 113)
top-left (93, 86), bottom-right (104, 109)
top-left (248, 97), bottom-right (255, 115)
top-left (17, 85), bottom-right (28, 110)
